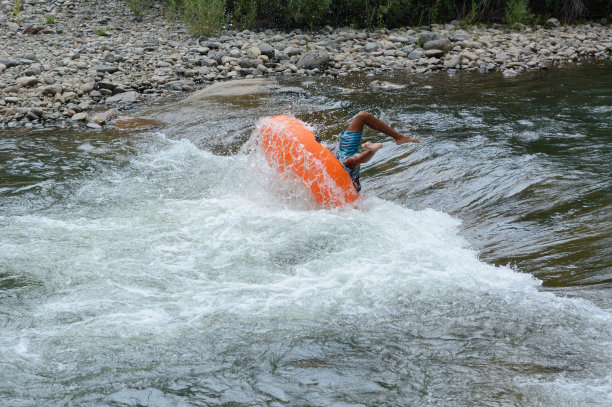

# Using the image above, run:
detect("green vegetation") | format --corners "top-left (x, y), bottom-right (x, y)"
top-left (146, 1), bottom-right (612, 34)
top-left (504, 0), bottom-right (532, 28)
top-left (95, 27), bottom-right (110, 36)
top-left (128, 0), bottom-right (144, 16)
top-left (45, 14), bottom-right (56, 24)
top-left (12, 0), bottom-right (23, 24)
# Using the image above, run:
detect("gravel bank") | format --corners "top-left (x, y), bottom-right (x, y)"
top-left (1, 0), bottom-right (611, 129)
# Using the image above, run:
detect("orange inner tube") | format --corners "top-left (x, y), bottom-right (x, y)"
top-left (258, 115), bottom-right (360, 208)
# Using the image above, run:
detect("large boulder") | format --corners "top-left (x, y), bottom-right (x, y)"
top-left (296, 50), bottom-right (330, 70)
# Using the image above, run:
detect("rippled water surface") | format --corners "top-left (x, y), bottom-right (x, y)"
top-left (1, 62), bottom-right (611, 406)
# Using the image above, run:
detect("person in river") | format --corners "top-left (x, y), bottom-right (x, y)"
top-left (335, 111), bottom-right (420, 191)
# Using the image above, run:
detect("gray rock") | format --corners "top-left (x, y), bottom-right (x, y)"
top-left (200, 40), bottom-right (221, 49)
top-left (365, 42), bottom-right (379, 52)
top-left (97, 81), bottom-right (117, 91)
top-left (448, 33), bottom-right (468, 42)
top-left (80, 83), bottom-right (96, 93)
top-left (283, 46), bottom-right (300, 56)
top-left (17, 76), bottom-right (39, 87)
top-left (94, 65), bottom-right (119, 74)
top-left (461, 50), bottom-right (478, 61)
top-left (22, 66), bottom-right (42, 76)
top-left (419, 32), bottom-right (443, 45)
top-left (444, 53), bottom-right (463, 68)
top-left (164, 81), bottom-right (184, 91)
top-left (275, 50), bottom-right (289, 61)
top-left (247, 46), bottom-right (261, 59)
top-left (63, 92), bottom-right (77, 102)
top-left (90, 108), bottom-right (119, 125)
top-left (407, 50), bottom-right (423, 60)
top-left (0, 59), bottom-right (18, 68)
top-left (503, 69), bottom-right (519, 77)
top-left (72, 112), bottom-right (88, 121)
top-left (41, 84), bottom-right (62, 95)
top-left (210, 50), bottom-right (228, 62)
top-left (495, 52), bottom-right (509, 63)
top-left (259, 43), bottom-right (275, 58)
top-left (237, 57), bottom-right (259, 68)
top-left (546, 18), bottom-right (561, 28)
top-left (4, 97), bottom-right (21, 104)
top-left (423, 39), bottom-right (453, 52)
top-left (106, 91), bottom-right (140, 104)
top-left (87, 123), bottom-right (102, 130)
top-left (150, 75), bottom-right (168, 85)
top-left (30, 107), bottom-right (44, 117)
top-left (424, 49), bottom-right (444, 58)
top-left (105, 54), bottom-right (123, 63)
top-left (26, 111), bottom-right (39, 121)
top-left (296, 50), bottom-right (330, 70)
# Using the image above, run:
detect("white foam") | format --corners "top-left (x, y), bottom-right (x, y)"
top-left (1, 135), bottom-right (610, 405)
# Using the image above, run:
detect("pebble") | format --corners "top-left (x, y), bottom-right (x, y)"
top-left (0, 0), bottom-right (610, 129)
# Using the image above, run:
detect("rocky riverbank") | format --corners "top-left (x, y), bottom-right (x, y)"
top-left (1, 0), bottom-right (611, 129)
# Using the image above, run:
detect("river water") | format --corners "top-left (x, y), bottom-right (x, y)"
top-left (1, 62), bottom-right (611, 406)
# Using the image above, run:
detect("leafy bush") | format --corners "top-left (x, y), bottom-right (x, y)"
top-left (229, 0), bottom-right (258, 29)
top-left (128, 0), bottom-right (144, 16)
top-left (504, 0), bottom-right (532, 27)
top-left (168, 0), bottom-right (226, 35)
top-left (152, 0), bottom-right (612, 34)
top-left (287, 0), bottom-right (331, 29)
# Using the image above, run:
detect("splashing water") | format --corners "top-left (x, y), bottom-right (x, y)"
top-left (1, 64), bottom-right (611, 405)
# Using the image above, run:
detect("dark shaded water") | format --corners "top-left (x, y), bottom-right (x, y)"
top-left (1, 62), bottom-right (611, 406)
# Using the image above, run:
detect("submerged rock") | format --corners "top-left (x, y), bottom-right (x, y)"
top-left (187, 78), bottom-right (277, 99)
top-left (112, 116), bottom-right (165, 130)
top-left (369, 80), bottom-right (408, 89)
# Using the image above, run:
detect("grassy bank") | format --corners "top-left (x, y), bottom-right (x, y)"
top-left (127, 0), bottom-right (611, 35)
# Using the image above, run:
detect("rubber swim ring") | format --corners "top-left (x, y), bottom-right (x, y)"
top-left (258, 115), bottom-right (360, 208)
